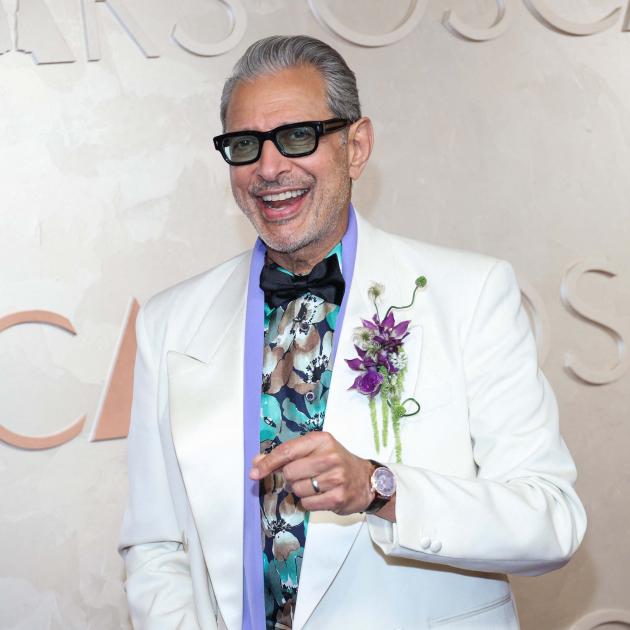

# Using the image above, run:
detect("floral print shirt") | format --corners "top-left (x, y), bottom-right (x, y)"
top-left (259, 245), bottom-right (342, 629)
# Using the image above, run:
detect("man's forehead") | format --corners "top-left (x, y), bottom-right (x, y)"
top-left (225, 65), bottom-right (332, 131)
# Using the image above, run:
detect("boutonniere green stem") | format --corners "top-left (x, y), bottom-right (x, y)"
top-left (346, 277), bottom-right (426, 463)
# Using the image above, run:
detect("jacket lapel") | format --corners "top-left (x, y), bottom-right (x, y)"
top-left (168, 254), bottom-right (251, 630)
top-left (293, 216), bottom-right (425, 629)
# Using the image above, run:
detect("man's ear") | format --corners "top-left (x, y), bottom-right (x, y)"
top-left (346, 117), bottom-right (374, 181)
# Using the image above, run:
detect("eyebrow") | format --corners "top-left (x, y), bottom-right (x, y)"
top-left (228, 120), bottom-right (311, 133)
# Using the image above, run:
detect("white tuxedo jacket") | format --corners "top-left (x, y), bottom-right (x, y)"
top-left (119, 214), bottom-right (586, 630)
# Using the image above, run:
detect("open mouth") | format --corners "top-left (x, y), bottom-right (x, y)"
top-left (260, 188), bottom-right (309, 209)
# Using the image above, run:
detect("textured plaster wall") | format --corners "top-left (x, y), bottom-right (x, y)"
top-left (1, 0), bottom-right (629, 628)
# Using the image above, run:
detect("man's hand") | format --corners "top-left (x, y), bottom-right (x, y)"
top-left (250, 431), bottom-right (375, 515)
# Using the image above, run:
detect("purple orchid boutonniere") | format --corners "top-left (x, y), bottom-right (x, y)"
top-left (346, 276), bottom-right (427, 463)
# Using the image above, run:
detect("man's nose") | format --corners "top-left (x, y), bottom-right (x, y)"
top-left (255, 138), bottom-right (292, 181)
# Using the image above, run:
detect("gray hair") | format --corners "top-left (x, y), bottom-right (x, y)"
top-left (220, 35), bottom-right (362, 131)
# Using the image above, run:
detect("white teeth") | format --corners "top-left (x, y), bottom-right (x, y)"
top-left (262, 189), bottom-right (307, 202)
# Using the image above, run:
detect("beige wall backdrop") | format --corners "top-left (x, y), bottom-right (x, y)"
top-left (2, 0), bottom-right (629, 628)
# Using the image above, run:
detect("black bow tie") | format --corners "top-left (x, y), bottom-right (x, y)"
top-left (259, 254), bottom-right (345, 310)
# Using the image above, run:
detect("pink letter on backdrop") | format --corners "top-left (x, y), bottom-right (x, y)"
top-left (89, 298), bottom-right (139, 441)
top-left (0, 311), bottom-right (86, 450)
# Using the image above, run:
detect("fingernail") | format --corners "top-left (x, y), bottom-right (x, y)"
top-left (250, 467), bottom-right (259, 479)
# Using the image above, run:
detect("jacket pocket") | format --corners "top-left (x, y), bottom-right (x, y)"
top-left (428, 594), bottom-right (518, 628)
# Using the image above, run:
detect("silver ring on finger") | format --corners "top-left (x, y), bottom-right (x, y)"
top-left (310, 477), bottom-right (321, 494)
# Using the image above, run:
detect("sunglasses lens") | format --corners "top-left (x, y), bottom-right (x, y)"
top-left (276, 125), bottom-right (317, 156)
top-left (223, 135), bottom-right (260, 164)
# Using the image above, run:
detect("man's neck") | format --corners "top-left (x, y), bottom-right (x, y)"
top-left (266, 249), bottom-right (328, 276)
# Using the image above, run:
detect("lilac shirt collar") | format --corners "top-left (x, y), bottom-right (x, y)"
top-left (241, 205), bottom-right (358, 629)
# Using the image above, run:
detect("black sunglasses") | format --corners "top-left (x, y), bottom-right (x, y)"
top-left (213, 118), bottom-right (350, 166)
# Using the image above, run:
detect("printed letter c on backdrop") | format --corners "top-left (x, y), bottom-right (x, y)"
top-left (0, 311), bottom-right (85, 450)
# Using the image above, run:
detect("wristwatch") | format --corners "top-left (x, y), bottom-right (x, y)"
top-left (364, 459), bottom-right (396, 514)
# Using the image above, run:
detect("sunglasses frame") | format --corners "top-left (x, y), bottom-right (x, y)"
top-left (213, 118), bottom-right (350, 166)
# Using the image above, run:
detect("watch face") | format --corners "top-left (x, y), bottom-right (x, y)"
top-left (372, 467), bottom-right (396, 498)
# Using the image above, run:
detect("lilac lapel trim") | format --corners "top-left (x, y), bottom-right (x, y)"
top-left (332, 205), bottom-right (357, 365)
top-left (242, 238), bottom-right (266, 630)
top-left (241, 205), bottom-right (358, 630)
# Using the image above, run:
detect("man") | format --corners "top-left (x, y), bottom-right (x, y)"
top-left (119, 35), bottom-right (586, 629)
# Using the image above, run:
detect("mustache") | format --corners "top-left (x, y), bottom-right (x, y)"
top-left (249, 176), bottom-right (315, 195)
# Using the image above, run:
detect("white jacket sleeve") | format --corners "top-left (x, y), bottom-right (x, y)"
top-left (118, 307), bottom-right (205, 629)
top-left (367, 260), bottom-right (586, 575)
